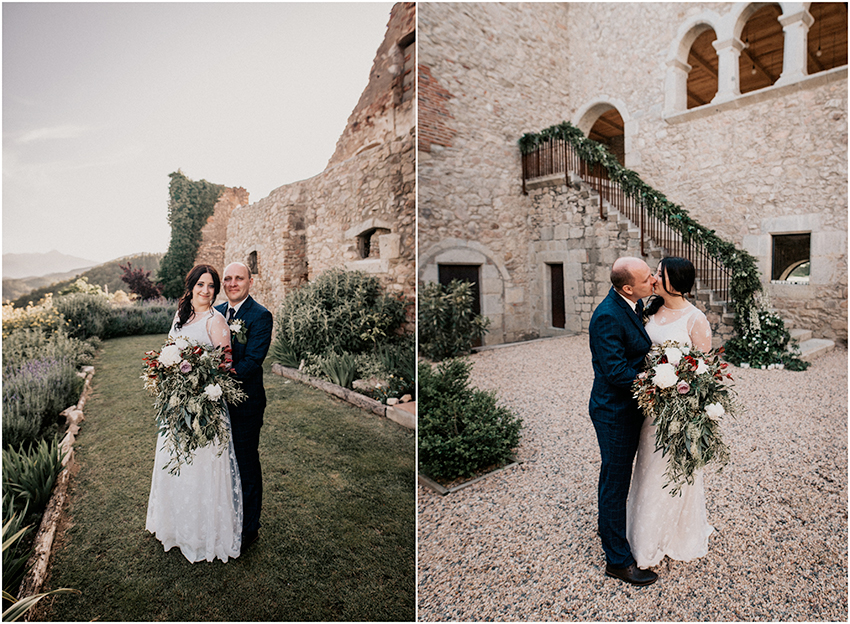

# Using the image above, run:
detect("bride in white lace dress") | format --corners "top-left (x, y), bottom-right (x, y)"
top-left (145, 264), bottom-right (243, 562)
top-left (627, 257), bottom-right (714, 568)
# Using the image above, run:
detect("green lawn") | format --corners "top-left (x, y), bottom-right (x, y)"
top-left (36, 334), bottom-right (415, 621)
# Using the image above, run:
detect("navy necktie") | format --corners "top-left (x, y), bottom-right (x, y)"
top-left (228, 307), bottom-right (235, 322)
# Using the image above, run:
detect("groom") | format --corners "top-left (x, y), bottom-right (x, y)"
top-left (588, 256), bottom-right (657, 586)
top-left (218, 262), bottom-right (274, 554)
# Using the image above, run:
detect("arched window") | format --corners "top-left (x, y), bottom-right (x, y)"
top-left (739, 4), bottom-right (784, 94)
top-left (807, 2), bottom-right (848, 75)
top-left (687, 29), bottom-right (719, 109)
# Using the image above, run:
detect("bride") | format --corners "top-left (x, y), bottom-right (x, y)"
top-left (627, 256), bottom-right (714, 568)
top-left (145, 264), bottom-right (243, 562)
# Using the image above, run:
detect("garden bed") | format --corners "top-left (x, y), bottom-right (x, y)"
top-left (271, 363), bottom-right (415, 429)
top-left (418, 460), bottom-right (522, 495)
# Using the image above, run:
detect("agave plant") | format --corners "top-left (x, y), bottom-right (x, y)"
top-left (2, 438), bottom-right (67, 519)
top-left (2, 514), bottom-right (79, 621)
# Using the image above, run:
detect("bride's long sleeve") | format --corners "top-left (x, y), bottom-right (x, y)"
top-left (688, 311), bottom-right (712, 352)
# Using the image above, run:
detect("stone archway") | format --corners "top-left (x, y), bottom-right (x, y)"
top-left (418, 239), bottom-right (510, 346)
top-left (573, 98), bottom-right (634, 168)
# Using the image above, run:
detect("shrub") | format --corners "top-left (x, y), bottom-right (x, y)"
top-left (1, 330), bottom-right (95, 449)
top-left (273, 268), bottom-right (407, 359)
top-left (268, 338), bottom-right (300, 369)
top-left (53, 293), bottom-right (112, 340)
top-left (1, 300), bottom-right (65, 338)
top-left (103, 300), bottom-right (176, 338)
top-left (724, 292), bottom-right (809, 370)
top-left (418, 359), bottom-right (522, 481)
top-left (418, 280), bottom-right (490, 361)
top-left (119, 262), bottom-right (163, 300)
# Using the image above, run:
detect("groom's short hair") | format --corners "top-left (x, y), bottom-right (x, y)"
top-left (610, 264), bottom-right (634, 290)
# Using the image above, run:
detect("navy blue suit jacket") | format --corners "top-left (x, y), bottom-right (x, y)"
top-left (217, 296), bottom-right (274, 409)
top-left (588, 287), bottom-right (652, 423)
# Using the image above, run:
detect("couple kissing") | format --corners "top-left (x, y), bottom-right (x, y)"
top-left (589, 256), bottom-right (715, 586)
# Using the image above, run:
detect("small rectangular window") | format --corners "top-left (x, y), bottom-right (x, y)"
top-left (771, 233), bottom-right (810, 283)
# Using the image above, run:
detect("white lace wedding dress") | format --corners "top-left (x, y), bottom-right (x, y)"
top-left (627, 302), bottom-right (714, 568)
top-left (145, 310), bottom-right (243, 562)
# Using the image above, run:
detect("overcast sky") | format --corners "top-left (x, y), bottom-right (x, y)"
top-left (3, 1), bottom-right (395, 263)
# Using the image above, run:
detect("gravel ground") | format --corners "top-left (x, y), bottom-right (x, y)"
top-left (417, 335), bottom-right (847, 621)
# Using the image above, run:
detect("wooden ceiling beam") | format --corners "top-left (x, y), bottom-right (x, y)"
top-left (594, 115), bottom-right (624, 134)
top-left (688, 49), bottom-right (719, 79)
top-left (740, 46), bottom-right (777, 84)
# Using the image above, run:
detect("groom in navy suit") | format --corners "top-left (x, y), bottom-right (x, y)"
top-left (219, 262), bottom-right (274, 554)
top-left (588, 257), bottom-right (657, 586)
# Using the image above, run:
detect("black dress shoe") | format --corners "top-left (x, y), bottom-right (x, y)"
top-left (241, 530), bottom-right (259, 554)
top-left (605, 563), bottom-right (658, 586)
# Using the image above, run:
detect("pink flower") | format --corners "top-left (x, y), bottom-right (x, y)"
top-left (676, 380), bottom-right (690, 394)
top-left (179, 360), bottom-right (192, 373)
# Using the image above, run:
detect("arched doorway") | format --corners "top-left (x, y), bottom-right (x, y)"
top-left (587, 108), bottom-right (626, 166)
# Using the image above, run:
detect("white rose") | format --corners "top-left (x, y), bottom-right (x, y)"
top-left (204, 383), bottom-right (223, 401)
top-left (174, 338), bottom-right (190, 350)
top-left (681, 345), bottom-right (690, 355)
top-left (652, 363), bottom-right (678, 388)
top-left (159, 344), bottom-right (182, 367)
top-left (695, 358), bottom-right (708, 375)
top-left (664, 347), bottom-right (683, 366)
top-left (705, 402), bottom-right (726, 419)
top-left (229, 322), bottom-right (241, 333)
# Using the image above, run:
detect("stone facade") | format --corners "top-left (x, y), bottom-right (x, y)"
top-left (196, 2), bottom-right (416, 320)
top-left (418, 2), bottom-right (847, 345)
top-left (194, 187), bottom-right (250, 271)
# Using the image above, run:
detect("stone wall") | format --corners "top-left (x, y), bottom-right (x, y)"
top-left (195, 187), bottom-right (250, 271)
top-left (209, 3), bottom-right (415, 320)
top-left (418, 2), bottom-right (572, 344)
top-left (419, 2), bottom-right (847, 345)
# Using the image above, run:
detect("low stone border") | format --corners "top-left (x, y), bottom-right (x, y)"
top-left (17, 365), bottom-right (95, 609)
top-left (271, 363), bottom-right (415, 429)
top-left (418, 461), bottom-right (522, 495)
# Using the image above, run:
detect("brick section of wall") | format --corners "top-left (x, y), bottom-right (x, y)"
top-left (195, 187), bottom-right (250, 271)
top-left (418, 64), bottom-right (457, 153)
top-left (224, 2), bottom-right (415, 322)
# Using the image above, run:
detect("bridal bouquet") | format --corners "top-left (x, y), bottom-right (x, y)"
top-left (633, 340), bottom-right (737, 496)
top-left (142, 337), bottom-right (246, 475)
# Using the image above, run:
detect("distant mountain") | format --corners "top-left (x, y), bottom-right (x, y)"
top-left (3, 250), bottom-right (99, 280)
top-left (4, 253), bottom-right (164, 307)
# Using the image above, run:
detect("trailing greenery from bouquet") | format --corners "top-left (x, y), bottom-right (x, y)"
top-left (157, 170), bottom-right (225, 299)
top-left (142, 337), bottom-right (247, 475)
top-left (418, 279), bottom-right (490, 361)
top-left (418, 358), bottom-right (522, 481)
top-left (518, 121), bottom-right (807, 369)
top-left (633, 341), bottom-right (737, 496)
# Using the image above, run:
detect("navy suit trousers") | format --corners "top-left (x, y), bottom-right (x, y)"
top-left (229, 396), bottom-right (264, 535)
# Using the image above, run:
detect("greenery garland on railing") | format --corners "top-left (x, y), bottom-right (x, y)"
top-left (519, 121), bottom-right (808, 370)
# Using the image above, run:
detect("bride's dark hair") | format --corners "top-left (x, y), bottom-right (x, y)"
top-left (175, 264), bottom-right (221, 330)
top-left (645, 257), bottom-right (696, 317)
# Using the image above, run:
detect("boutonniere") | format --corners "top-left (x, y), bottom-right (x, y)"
top-left (229, 319), bottom-right (248, 345)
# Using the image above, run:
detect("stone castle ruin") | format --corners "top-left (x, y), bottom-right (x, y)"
top-left (196, 2), bottom-right (415, 317)
top-left (419, 2), bottom-right (847, 349)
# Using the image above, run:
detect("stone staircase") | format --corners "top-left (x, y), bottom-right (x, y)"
top-left (789, 328), bottom-right (836, 361)
top-left (589, 184), bottom-right (833, 360)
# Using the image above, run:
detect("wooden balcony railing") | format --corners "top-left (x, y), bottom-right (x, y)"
top-left (522, 137), bottom-right (732, 304)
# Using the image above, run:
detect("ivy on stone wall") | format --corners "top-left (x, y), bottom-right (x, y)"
top-left (519, 121), bottom-right (807, 369)
top-left (157, 171), bottom-right (225, 300)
